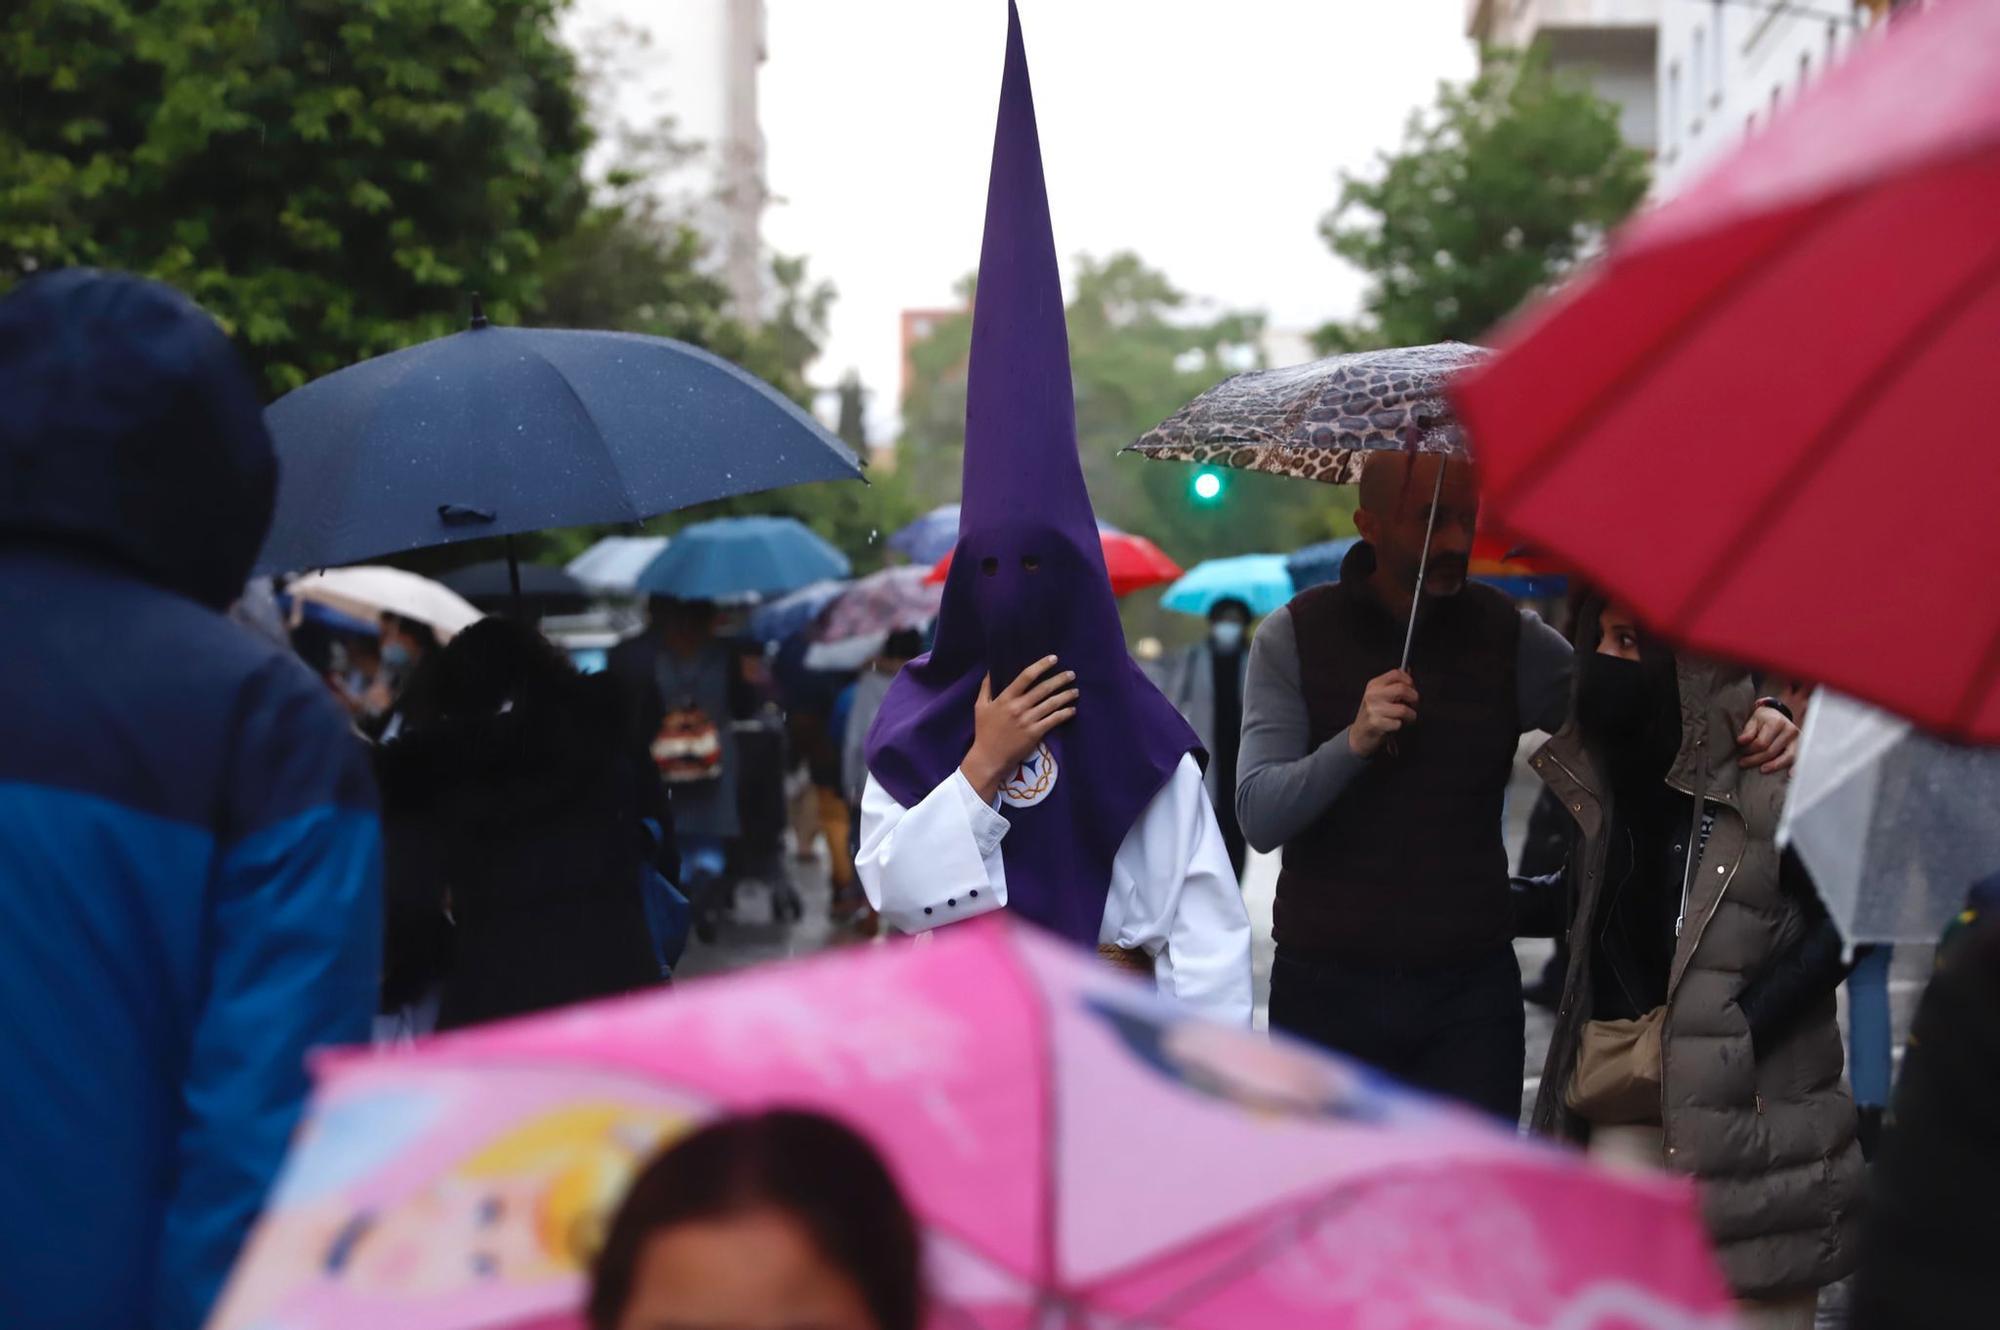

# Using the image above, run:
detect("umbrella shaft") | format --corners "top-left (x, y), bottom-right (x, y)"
top-left (1398, 458), bottom-right (1447, 672)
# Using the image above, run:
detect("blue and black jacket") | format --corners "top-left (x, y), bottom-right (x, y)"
top-left (0, 271), bottom-right (382, 1329)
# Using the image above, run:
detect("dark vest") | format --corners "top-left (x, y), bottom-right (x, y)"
top-left (1275, 545), bottom-right (1521, 963)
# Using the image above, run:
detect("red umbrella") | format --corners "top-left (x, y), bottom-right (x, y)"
top-left (1454, 0), bottom-right (2000, 741)
top-left (927, 529), bottom-right (1184, 598)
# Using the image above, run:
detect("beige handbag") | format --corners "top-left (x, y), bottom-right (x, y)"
top-left (1566, 1006), bottom-right (1666, 1125)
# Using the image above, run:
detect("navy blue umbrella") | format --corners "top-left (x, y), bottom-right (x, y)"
top-left (888, 503), bottom-right (1124, 567)
top-left (438, 559), bottom-right (590, 607)
top-left (635, 516), bottom-right (850, 603)
top-left (748, 578), bottom-right (849, 643)
top-left (254, 305), bottom-right (862, 578)
top-left (886, 504), bottom-right (961, 564)
top-left (1285, 536), bottom-right (1361, 591)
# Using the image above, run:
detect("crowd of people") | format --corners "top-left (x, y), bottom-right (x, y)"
top-left (2, 13), bottom-right (1993, 1323)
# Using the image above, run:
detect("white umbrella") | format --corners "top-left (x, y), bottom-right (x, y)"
top-left (1777, 690), bottom-right (2000, 953)
top-left (288, 567), bottom-right (484, 641)
top-left (565, 535), bottom-right (670, 592)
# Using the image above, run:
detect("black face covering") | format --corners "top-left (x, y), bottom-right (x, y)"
top-left (1577, 649), bottom-right (1682, 793)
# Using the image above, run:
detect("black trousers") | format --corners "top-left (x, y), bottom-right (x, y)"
top-left (1269, 943), bottom-right (1526, 1123)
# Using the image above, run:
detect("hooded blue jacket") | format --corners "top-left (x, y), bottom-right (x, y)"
top-left (0, 271), bottom-right (382, 1329)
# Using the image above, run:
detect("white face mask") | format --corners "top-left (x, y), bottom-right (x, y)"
top-left (1210, 620), bottom-right (1246, 652)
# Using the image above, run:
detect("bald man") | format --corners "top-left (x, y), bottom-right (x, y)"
top-left (1237, 452), bottom-right (1798, 1120)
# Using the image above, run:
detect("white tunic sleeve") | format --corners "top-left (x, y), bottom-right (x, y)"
top-left (1104, 753), bottom-right (1255, 1026)
top-left (856, 770), bottom-right (1010, 934)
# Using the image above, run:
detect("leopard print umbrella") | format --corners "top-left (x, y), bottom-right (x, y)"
top-left (1124, 341), bottom-right (1489, 484)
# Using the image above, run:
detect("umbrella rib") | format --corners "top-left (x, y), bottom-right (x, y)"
top-left (533, 342), bottom-right (649, 526)
top-left (1108, 1187), bottom-right (1368, 1328)
top-left (1484, 190), bottom-right (1860, 516)
top-left (1664, 234), bottom-right (2000, 659)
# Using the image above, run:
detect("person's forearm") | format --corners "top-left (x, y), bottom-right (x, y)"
top-left (1739, 914), bottom-right (1849, 1056)
top-left (1234, 729), bottom-right (1368, 853)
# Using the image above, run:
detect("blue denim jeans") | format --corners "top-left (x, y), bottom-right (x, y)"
top-left (1269, 943), bottom-right (1526, 1122)
top-left (1847, 944), bottom-right (1895, 1108)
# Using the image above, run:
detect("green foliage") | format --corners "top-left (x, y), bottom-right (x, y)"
top-left (1317, 44), bottom-right (1649, 351)
top-left (2, 0), bottom-right (591, 396)
top-left (898, 252), bottom-right (1348, 644)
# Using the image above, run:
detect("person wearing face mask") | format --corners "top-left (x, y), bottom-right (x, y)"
top-left (1235, 449), bottom-right (1802, 1120)
top-left (1525, 595), bottom-right (1861, 1328)
top-left (1165, 599), bottom-right (1255, 877)
top-left (365, 612), bottom-right (439, 734)
top-left (856, 5), bottom-right (1252, 1024)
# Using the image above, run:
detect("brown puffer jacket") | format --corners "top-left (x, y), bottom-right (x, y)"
top-left (1528, 657), bottom-right (1863, 1299)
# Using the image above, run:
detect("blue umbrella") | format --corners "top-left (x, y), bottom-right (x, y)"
top-left (887, 504), bottom-right (1125, 566)
top-left (748, 578), bottom-right (849, 643)
top-left (886, 504), bottom-right (961, 565)
top-left (254, 306), bottom-right (862, 576)
top-left (1160, 555), bottom-right (1294, 619)
top-left (1477, 573), bottom-right (1570, 599)
top-left (635, 516), bottom-right (850, 603)
top-left (438, 559), bottom-right (590, 606)
top-left (1285, 536), bottom-right (1362, 591)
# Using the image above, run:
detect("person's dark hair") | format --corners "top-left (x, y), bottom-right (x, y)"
top-left (883, 628), bottom-right (925, 661)
top-left (382, 611), bottom-right (440, 655)
top-left (588, 1110), bottom-right (923, 1330)
top-left (397, 617), bottom-right (576, 729)
top-left (1208, 597), bottom-right (1252, 624)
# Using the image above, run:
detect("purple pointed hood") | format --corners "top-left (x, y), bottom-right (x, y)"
top-left (865, 2), bottom-right (1201, 947)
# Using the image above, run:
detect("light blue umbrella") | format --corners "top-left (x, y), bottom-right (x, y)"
top-left (634, 516), bottom-right (850, 603)
top-left (1160, 555), bottom-right (1294, 619)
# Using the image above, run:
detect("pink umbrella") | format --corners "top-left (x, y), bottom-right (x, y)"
top-left (210, 919), bottom-right (1730, 1330)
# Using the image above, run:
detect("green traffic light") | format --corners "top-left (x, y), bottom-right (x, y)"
top-left (1192, 469), bottom-right (1224, 502)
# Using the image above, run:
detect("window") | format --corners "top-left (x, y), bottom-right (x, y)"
top-left (1713, 2), bottom-right (1727, 103)
top-left (1666, 62), bottom-right (1681, 153)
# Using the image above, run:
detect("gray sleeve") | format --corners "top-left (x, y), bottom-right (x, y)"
top-left (1516, 609), bottom-right (1575, 735)
top-left (1233, 606), bottom-right (1370, 854)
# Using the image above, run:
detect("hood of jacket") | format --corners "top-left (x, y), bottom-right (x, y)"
top-left (0, 269), bottom-right (276, 609)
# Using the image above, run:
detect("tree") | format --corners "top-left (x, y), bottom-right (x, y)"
top-left (2, 0), bottom-right (591, 395)
top-left (898, 252), bottom-right (1343, 642)
top-left (833, 371), bottom-right (867, 452)
top-left (1317, 45), bottom-right (1649, 351)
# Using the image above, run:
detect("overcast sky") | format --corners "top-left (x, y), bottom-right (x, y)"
top-left (568, 1), bottom-right (1477, 440)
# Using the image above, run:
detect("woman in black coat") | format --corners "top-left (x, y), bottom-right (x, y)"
top-left (376, 618), bottom-right (668, 1031)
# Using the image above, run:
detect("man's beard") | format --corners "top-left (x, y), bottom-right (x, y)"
top-left (1421, 555), bottom-right (1469, 596)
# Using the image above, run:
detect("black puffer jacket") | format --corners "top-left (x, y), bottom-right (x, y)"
top-left (376, 670), bottom-right (664, 1030)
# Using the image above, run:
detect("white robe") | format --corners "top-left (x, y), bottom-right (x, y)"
top-left (857, 754), bottom-right (1254, 1025)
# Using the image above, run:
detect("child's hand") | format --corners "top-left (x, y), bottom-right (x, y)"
top-left (960, 656), bottom-right (1078, 802)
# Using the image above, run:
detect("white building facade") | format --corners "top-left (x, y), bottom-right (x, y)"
top-left (1654, 0), bottom-right (1889, 197)
top-left (1466, 0), bottom-right (1663, 154)
top-left (566, 0), bottom-right (770, 323)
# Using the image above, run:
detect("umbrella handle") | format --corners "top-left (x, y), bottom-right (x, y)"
top-left (1397, 457), bottom-right (1448, 674)
top-left (506, 533), bottom-right (523, 618)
